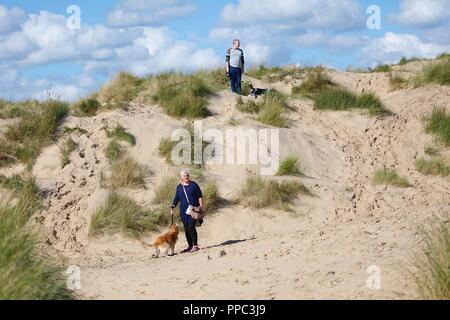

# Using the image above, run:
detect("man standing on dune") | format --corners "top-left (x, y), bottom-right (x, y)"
top-left (226, 39), bottom-right (245, 95)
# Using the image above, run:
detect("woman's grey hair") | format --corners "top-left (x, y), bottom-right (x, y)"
top-left (180, 169), bottom-right (190, 176)
top-left (233, 39), bottom-right (240, 44)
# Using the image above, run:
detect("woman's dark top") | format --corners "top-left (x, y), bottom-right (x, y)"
top-left (172, 181), bottom-right (203, 224)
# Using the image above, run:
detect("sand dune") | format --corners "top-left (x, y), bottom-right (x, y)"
top-left (3, 61), bottom-right (449, 299)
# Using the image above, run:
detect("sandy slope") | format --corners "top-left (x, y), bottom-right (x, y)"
top-left (3, 63), bottom-right (449, 299)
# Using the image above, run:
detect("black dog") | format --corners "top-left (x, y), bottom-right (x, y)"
top-left (249, 83), bottom-right (267, 98)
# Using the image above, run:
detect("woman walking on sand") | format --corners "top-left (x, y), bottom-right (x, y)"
top-left (171, 169), bottom-right (204, 253)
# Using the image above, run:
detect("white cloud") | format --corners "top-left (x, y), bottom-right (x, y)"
top-left (107, 0), bottom-right (196, 27)
top-left (360, 32), bottom-right (450, 66)
top-left (0, 5), bottom-right (26, 34)
top-left (392, 0), bottom-right (450, 28)
top-left (218, 0), bottom-right (364, 31)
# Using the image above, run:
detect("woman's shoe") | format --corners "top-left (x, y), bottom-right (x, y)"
top-left (180, 247), bottom-right (192, 254)
top-left (189, 245), bottom-right (200, 253)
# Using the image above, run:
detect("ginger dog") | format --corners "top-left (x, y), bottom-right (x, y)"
top-left (141, 224), bottom-right (179, 257)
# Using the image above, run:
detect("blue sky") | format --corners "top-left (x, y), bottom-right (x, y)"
top-left (1, 0), bottom-right (449, 101)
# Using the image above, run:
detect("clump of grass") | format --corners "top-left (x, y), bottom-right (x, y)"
top-left (158, 138), bottom-right (178, 164)
top-left (373, 168), bottom-right (412, 187)
top-left (241, 81), bottom-right (253, 96)
top-left (72, 97), bottom-right (100, 117)
top-left (89, 192), bottom-right (169, 239)
top-left (0, 174), bottom-right (41, 211)
top-left (313, 87), bottom-right (389, 116)
top-left (399, 56), bottom-right (420, 66)
top-left (106, 125), bottom-right (136, 146)
top-left (228, 117), bottom-right (241, 126)
top-left (237, 176), bottom-right (311, 211)
top-left (424, 107), bottom-right (450, 147)
top-left (98, 71), bottom-right (143, 109)
top-left (63, 126), bottom-right (88, 135)
top-left (246, 65), bottom-right (303, 83)
top-left (413, 216), bottom-right (450, 300)
top-left (425, 145), bottom-right (440, 156)
top-left (153, 176), bottom-right (180, 206)
top-left (437, 52), bottom-right (450, 60)
top-left (105, 140), bottom-right (123, 161)
top-left (371, 63), bottom-right (392, 73)
top-left (277, 155), bottom-right (305, 176)
top-left (414, 59), bottom-right (450, 87)
top-left (292, 68), bottom-right (334, 97)
top-left (389, 74), bottom-right (408, 90)
top-left (0, 99), bottom-right (68, 168)
top-left (202, 181), bottom-right (220, 212)
top-left (237, 91), bottom-right (288, 127)
top-left (0, 201), bottom-right (74, 299)
top-left (103, 155), bottom-right (146, 189)
top-left (194, 68), bottom-right (229, 92)
top-left (416, 158), bottom-right (450, 177)
top-left (236, 97), bottom-right (259, 113)
top-left (152, 73), bottom-right (212, 119)
top-left (59, 137), bottom-right (77, 168)
top-left (158, 122), bottom-right (212, 166)
top-left (0, 99), bottom-right (32, 119)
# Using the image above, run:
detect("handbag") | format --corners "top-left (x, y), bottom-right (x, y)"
top-left (182, 184), bottom-right (205, 220)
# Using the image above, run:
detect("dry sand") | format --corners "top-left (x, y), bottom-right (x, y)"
top-left (2, 62), bottom-right (449, 299)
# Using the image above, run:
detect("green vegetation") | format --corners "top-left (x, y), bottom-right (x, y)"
top-left (158, 122), bottom-right (211, 166)
top-left (277, 155), bottom-right (305, 176)
top-left (0, 174), bottom-right (73, 299)
top-left (371, 63), bottom-right (392, 73)
top-left (425, 145), bottom-right (440, 156)
top-left (291, 68), bottom-right (334, 97)
top-left (202, 181), bottom-right (220, 212)
top-left (105, 139), bottom-right (123, 161)
top-left (0, 174), bottom-right (41, 210)
top-left (241, 81), bottom-right (253, 96)
top-left (98, 71), bottom-right (143, 109)
top-left (416, 158), bottom-right (450, 177)
top-left (59, 137), bottom-right (77, 168)
top-left (246, 65), bottom-right (303, 83)
top-left (373, 168), bottom-right (412, 188)
top-left (106, 125), bottom-right (136, 146)
top-left (0, 202), bottom-right (74, 299)
top-left (399, 56), bottom-right (420, 66)
top-left (102, 155), bottom-right (146, 189)
top-left (72, 97), bottom-right (100, 116)
top-left (237, 176), bottom-right (311, 211)
top-left (237, 90), bottom-right (288, 127)
top-left (424, 107), bottom-right (450, 147)
top-left (89, 192), bottom-right (168, 239)
top-left (0, 99), bottom-right (39, 119)
top-left (313, 87), bottom-right (389, 116)
top-left (389, 74), bottom-right (408, 91)
top-left (437, 52), bottom-right (450, 60)
top-left (152, 72), bottom-right (213, 119)
top-left (0, 99), bottom-right (68, 168)
top-left (414, 59), bottom-right (450, 87)
top-left (413, 217), bottom-right (450, 300)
